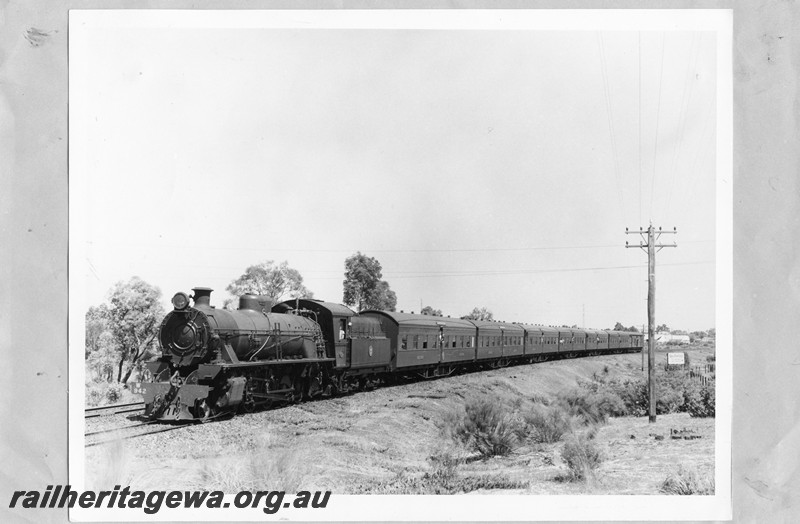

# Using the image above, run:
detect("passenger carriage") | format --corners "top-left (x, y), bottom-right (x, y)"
top-left (470, 320), bottom-right (524, 363)
top-left (360, 311), bottom-right (476, 377)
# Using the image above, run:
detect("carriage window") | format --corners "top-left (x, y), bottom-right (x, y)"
top-left (401, 336), bottom-right (407, 350)
top-left (413, 335), bottom-right (418, 349)
top-left (422, 336), bottom-right (428, 349)
top-left (468, 336), bottom-right (473, 348)
top-left (452, 337), bottom-right (457, 348)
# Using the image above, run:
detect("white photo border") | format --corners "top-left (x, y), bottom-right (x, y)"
top-left (68, 8), bottom-right (732, 521)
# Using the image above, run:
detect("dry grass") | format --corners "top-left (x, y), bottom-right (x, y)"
top-left (194, 434), bottom-right (307, 492)
top-left (352, 445), bottom-right (528, 494)
top-left (559, 432), bottom-right (603, 481)
top-left (660, 463), bottom-right (715, 495)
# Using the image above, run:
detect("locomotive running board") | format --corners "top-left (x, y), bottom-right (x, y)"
top-left (214, 357), bottom-right (336, 369)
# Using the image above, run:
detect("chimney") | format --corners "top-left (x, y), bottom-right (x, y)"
top-left (192, 287), bottom-right (213, 307)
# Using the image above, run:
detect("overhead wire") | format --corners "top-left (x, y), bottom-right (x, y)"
top-left (649, 32), bottom-right (666, 219)
top-left (638, 31), bottom-right (643, 225)
top-left (677, 105), bottom-right (715, 220)
top-left (136, 260), bottom-right (713, 280)
top-left (380, 261), bottom-right (713, 279)
top-left (85, 239), bottom-right (713, 255)
top-left (597, 32), bottom-right (626, 221)
top-left (664, 33), bottom-right (701, 219)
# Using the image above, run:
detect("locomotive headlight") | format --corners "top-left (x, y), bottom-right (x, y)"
top-left (172, 292), bottom-right (190, 310)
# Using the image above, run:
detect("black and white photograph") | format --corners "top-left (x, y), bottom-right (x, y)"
top-left (64, 8), bottom-right (734, 521)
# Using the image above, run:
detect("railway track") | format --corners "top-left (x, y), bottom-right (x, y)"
top-left (84, 421), bottom-right (188, 447)
top-left (85, 401), bottom-right (145, 419)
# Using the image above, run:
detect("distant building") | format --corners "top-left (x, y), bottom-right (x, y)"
top-left (655, 332), bottom-right (690, 344)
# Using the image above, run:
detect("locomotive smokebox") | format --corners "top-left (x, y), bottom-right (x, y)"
top-left (192, 287), bottom-right (213, 307)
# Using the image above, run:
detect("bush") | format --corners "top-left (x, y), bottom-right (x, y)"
top-left (656, 371), bottom-right (693, 414)
top-left (660, 464), bottom-right (714, 495)
top-left (446, 399), bottom-right (520, 458)
top-left (591, 378), bottom-right (649, 417)
top-left (105, 383), bottom-right (124, 404)
top-left (86, 383), bottom-right (104, 407)
top-left (557, 387), bottom-right (627, 424)
top-left (422, 448), bottom-right (460, 493)
top-left (599, 371), bottom-right (709, 417)
top-left (521, 403), bottom-right (574, 443)
top-left (685, 379), bottom-right (715, 418)
top-left (561, 433), bottom-right (602, 481)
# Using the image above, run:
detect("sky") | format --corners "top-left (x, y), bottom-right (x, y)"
top-left (72, 13), bottom-right (720, 332)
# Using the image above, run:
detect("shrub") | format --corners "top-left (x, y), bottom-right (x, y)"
top-left (85, 381), bottom-right (125, 407)
top-left (660, 464), bottom-right (714, 495)
top-left (446, 399), bottom-right (520, 458)
top-left (521, 403), bottom-right (574, 443)
top-left (557, 387), bottom-right (626, 425)
top-left (422, 448), bottom-right (460, 493)
top-left (656, 371), bottom-right (692, 414)
top-left (105, 383), bottom-right (124, 404)
top-left (601, 372), bottom-right (705, 417)
top-left (598, 378), bottom-right (649, 417)
top-left (561, 433), bottom-right (602, 481)
top-left (685, 379), bottom-right (715, 418)
top-left (86, 383), bottom-right (105, 407)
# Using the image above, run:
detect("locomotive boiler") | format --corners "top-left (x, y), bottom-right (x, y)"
top-left (143, 287), bottom-right (333, 421)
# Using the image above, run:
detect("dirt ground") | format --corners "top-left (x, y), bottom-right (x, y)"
top-left (85, 344), bottom-right (716, 495)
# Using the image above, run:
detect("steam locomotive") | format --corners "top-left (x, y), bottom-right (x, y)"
top-left (142, 287), bottom-right (643, 421)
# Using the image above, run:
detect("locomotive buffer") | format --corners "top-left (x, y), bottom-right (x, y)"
top-left (626, 224), bottom-right (677, 423)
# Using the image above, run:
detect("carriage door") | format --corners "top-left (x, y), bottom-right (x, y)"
top-left (437, 323), bottom-right (445, 362)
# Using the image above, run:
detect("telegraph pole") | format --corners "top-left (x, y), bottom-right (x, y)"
top-left (626, 223), bottom-right (677, 423)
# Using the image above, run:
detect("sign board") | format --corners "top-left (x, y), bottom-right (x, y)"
top-left (667, 352), bottom-right (685, 366)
